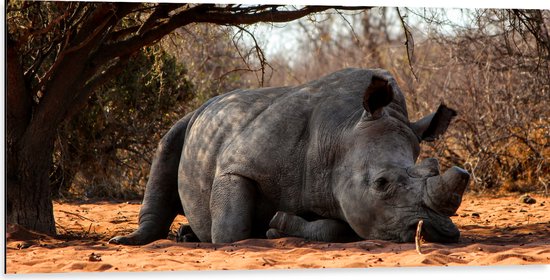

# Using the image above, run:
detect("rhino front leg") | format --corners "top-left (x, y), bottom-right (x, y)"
top-left (210, 174), bottom-right (257, 243)
top-left (267, 211), bottom-right (360, 242)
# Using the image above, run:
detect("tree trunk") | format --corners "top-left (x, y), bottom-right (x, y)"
top-left (6, 119), bottom-right (58, 235)
top-left (7, 161), bottom-right (56, 235)
top-left (5, 4), bottom-right (117, 235)
top-left (6, 37), bottom-right (57, 235)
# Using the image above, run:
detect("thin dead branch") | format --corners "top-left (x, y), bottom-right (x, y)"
top-left (415, 220), bottom-right (424, 254)
top-left (397, 8), bottom-right (418, 81)
top-left (58, 210), bottom-right (96, 223)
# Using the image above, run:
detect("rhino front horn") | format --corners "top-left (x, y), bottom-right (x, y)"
top-left (423, 166), bottom-right (470, 216)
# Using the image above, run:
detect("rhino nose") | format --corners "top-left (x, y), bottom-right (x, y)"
top-left (408, 157), bottom-right (440, 178)
top-left (423, 166), bottom-right (470, 216)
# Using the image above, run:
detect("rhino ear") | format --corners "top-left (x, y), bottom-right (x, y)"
top-left (412, 103), bottom-right (457, 142)
top-left (362, 76), bottom-right (394, 119)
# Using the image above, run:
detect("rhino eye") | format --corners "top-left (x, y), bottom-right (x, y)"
top-left (373, 177), bottom-right (389, 191)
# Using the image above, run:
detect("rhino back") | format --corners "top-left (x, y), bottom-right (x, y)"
top-left (180, 86), bottom-right (314, 209)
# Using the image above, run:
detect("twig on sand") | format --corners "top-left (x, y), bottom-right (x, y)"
top-left (83, 223), bottom-right (93, 238)
top-left (55, 222), bottom-right (69, 234)
top-left (539, 177), bottom-right (548, 197)
top-left (415, 220), bottom-right (424, 255)
top-left (261, 257), bottom-right (277, 266)
top-left (59, 209), bottom-right (96, 222)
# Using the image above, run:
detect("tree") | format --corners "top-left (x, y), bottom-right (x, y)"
top-left (6, 1), bottom-right (370, 235)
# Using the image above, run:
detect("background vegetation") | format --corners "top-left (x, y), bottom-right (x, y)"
top-left (10, 5), bottom-right (549, 203)
top-left (239, 8), bottom-right (550, 194)
top-left (265, 8), bottom-right (549, 194)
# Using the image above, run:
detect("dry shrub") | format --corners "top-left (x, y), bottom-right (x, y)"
top-left (265, 8), bottom-right (549, 194)
top-left (415, 9), bottom-right (550, 194)
top-left (52, 46), bottom-right (193, 200)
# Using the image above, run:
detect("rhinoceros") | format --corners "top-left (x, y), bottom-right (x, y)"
top-left (109, 68), bottom-right (469, 245)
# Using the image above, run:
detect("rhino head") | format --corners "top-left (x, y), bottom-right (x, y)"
top-left (334, 73), bottom-right (469, 243)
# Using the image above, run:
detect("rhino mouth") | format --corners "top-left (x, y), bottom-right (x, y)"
top-left (419, 218), bottom-right (460, 243)
top-left (401, 213), bottom-right (460, 243)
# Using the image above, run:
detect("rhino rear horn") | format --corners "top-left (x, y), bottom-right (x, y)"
top-left (412, 103), bottom-right (457, 142)
top-left (363, 76), bottom-right (394, 119)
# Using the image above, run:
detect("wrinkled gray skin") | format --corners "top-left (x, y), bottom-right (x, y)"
top-left (109, 68), bottom-right (470, 245)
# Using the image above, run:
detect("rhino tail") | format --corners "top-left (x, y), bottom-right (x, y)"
top-left (109, 112), bottom-right (194, 245)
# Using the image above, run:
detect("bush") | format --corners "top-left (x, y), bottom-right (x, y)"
top-left (267, 8), bottom-right (549, 194)
top-left (52, 46), bottom-right (193, 199)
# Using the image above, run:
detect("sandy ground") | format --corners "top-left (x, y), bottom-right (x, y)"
top-left (5, 193), bottom-right (550, 274)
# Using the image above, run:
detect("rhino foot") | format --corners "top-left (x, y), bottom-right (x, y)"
top-left (108, 228), bottom-right (164, 245)
top-left (176, 224), bottom-right (199, 242)
top-left (268, 211), bottom-right (308, 239)
top-left (269, 211), bottom-right (291, 231)
top-left (266, 228), bottom-right (289, 239)
top-left (108, 234), bottom-right (142, 245)
top-left (268, 211), bottom-right (360, 242)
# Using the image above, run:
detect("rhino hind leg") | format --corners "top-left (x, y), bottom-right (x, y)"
top-left (109, 115), bottom-right (192, 245)
top-left (267, 211), bottom-right (361, 242)
top-left (210, 174), bottom-right (257, 243)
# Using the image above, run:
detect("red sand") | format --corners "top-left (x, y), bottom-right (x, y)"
top-left (5, 193), bottom-right (550, 274)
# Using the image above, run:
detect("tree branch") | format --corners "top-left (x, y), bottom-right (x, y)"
top-left (18, 10), bottom-right (70, 46)
top-left (94, 5), bottom-right (369, 66)
top-left (65, 55), bottom-right (130, 121)
top-left (32, 6), bottom-right (117, 97)
top-left (31, 4), bottom-right (122, 133)
top-left (6, 36), bottom-right (32, 143)
top-left (397, 8), bottom-right (418, 81)
top-left (136, 3), bottom-right (186, 35)
top-left (511, 10), bottom-right (550, 57)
